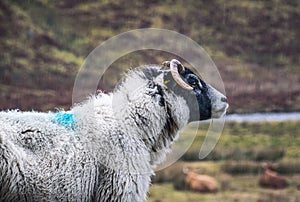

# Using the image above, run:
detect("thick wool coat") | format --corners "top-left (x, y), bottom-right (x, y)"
top-left (0, 66), bottom-right (189, 202)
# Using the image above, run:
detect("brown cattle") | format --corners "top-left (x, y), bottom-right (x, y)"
top-left (259, 163), bottom-right (288, 189)
top-left (183, 168), bottom-right (218, 193)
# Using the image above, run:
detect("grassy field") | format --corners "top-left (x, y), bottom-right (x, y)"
top-left (149, 175), bottom-right (300, 202)
top-left (180, 121), bottom-right (300, 162)
top-left (149, 120), bottom-right (300, 202)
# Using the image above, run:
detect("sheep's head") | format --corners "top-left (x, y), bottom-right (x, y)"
top-left (113, 59), bottom-right (228, 167)
top-left (161, 59), bottom-right (228, 122)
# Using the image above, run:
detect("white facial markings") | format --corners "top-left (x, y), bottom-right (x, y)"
top-left (207, 84), bottom-right (228, 118)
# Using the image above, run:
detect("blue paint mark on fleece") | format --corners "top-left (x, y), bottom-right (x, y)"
top-left (51, 112), bottom-right (76, 130)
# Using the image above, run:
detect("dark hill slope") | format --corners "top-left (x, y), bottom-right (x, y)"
top-left (0, 0), bottom-right (299, 113)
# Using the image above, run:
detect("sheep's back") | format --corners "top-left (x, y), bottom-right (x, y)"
top-left (0, 111), bottom-right (98, 201)
top-left (0, 111), bottom-right (76, 153)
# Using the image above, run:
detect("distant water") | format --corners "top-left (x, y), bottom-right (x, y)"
top-left (224, 112), bottom-right (300, 122)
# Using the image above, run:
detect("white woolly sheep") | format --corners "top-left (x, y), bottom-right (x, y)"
top-left (0, 59), bottom-right (228, 201)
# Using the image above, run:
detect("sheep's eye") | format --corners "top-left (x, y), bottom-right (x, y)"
top-left (187, 78), bottom-right (196, 85)
top-left (190, 80), bottom-right (198, 86)
top-left (188, 78), bottom-right (201, 89)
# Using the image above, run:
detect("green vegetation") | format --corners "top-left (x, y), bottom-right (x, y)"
top-left (181, 121), bottom-right (300, 162)
top-left (150, 174), bottom-right (300, 202)
top-left (150, 121), bottom-right (300, 201)
top-left (0, 0), bottom-right (299, 112)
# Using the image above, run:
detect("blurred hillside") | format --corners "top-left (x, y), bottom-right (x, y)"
top-left (0, 0), bottom-right (299, 112)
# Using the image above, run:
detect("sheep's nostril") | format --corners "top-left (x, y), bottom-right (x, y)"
top-left (221, 97), bottom-right (227, 103)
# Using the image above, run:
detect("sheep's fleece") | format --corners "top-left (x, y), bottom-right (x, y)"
top-left (0, 63), bottom-right (227, 202)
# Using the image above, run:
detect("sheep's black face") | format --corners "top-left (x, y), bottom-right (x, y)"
top-left (165, 67), bottom-right (228, 122)
top-left (182, 68), bottom-right (212, 121)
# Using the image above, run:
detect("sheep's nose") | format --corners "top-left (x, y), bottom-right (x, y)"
top-left (221, 97), bottom-right (228, 103)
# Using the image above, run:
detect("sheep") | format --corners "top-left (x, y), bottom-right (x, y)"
top-left (259, 163), bottom-right (288, 189)
top-left (183, 168), bottom-right (218, 193)
top-left (0, 59), bottom-right (228, 201)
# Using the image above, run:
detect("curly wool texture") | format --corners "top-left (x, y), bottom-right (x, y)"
top-left (0, 65), bottom-right (190, 202)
